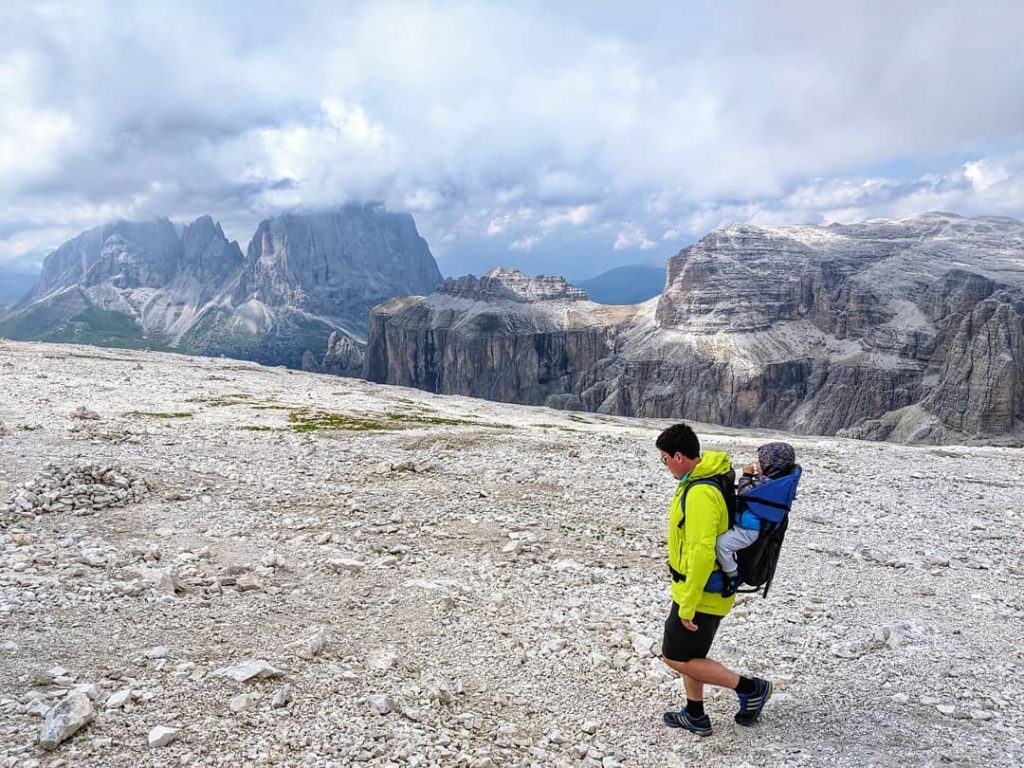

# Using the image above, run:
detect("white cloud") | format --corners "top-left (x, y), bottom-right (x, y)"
top-left (540, 204), bottom-right (597, 231)
top-left (510, 234), bottom-right (541, 251)
top-left (1, 1), bottom-right (1024, 276)
top-left (0, 53), bottom-right (74, 184)
top-left (613, 227), bottom-right (655, 251)
top-left (964, 159), bottom-right (1011, 192)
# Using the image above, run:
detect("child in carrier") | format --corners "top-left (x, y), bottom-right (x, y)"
top-left (717, 442), bottom-right (797, 597)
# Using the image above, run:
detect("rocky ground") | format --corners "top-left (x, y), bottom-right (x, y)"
top-left (0, 339), bottom-right (1022, 768)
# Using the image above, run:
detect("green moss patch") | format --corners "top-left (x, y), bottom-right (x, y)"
top-left (531, 423), bottom-right (580, 433)
top-left (287, 407), bottom-right (515, 433)
top-left (124, 411), bottom-right (193, 419)
top-left (187, 393), bottom-right (256, 407)
top-left (288, 408), bottom-right (397, 433)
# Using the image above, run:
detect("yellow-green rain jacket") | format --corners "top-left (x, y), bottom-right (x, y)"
top-left (667, 450), bottom-right (736, 620)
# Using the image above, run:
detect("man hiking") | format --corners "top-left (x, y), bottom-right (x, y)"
top-left (656, 422), bottom-right (772, 736)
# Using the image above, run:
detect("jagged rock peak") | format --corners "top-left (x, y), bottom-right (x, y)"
top-left (32, 216), bottom-right (243, 299)
top-left (242, 203), bottom-right (443, 319)
top-left (437, 267), bottom-right (589, 303)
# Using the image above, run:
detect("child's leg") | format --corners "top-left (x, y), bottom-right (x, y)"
top-left (715, 529), bottom-right (746, 573)
top-left (716, 528), bottom-right (761, 572)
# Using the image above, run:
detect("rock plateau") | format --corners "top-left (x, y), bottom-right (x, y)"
top-left (0, 339), bottom-right (1021, 766)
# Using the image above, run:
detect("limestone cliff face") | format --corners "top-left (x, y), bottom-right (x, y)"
top-left (365, 268), bottom-right (621, 404)
top-left (238, 204), bottom-right (442, 330)
top-left (365, 214), bottom-right (1024, 444)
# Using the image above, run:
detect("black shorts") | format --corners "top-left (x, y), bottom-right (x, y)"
top-left (661, 603), bottom-right (723, 662)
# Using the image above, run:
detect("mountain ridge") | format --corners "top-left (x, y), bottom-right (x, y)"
top-left (0, 205), bottom-right (443, 370)
top-left (365, 212), bottom-right (1024, 445)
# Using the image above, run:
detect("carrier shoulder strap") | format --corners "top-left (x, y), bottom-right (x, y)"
top-left (678, 476), bottom-right (729, 528)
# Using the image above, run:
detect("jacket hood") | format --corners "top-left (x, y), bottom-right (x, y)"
top-left (690, 450), bottom-right (731, 479)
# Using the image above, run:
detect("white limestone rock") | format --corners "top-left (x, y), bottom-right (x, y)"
top-left (39, 693), bottom-right (95, 750)
top-left (284, 625), bottom-right (335, 659)
top-left (213, 660), bottom-right (285, 682)
top-left (106, 688), bottom-right (133, 709)
top-left (271, 685), bottom-right (291, 709)
top-left (148, 725), bottom-right (180, 748)
top-left (327, 558), bottom-right (365, 574)
top-left (366, 694), bottom-right (394, 715)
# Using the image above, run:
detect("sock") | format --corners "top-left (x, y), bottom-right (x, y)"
top-left (685, 699), bottom-right (705, 718)
top-left (735, 676), bottom-right (756, 695)
top-left (725, 570), bottom-right (738, 578)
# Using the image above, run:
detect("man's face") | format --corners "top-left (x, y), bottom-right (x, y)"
top-left (659, 450), bottom-right (696, 480)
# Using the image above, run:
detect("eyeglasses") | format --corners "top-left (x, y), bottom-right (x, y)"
top-left (660, 454), bottom-right (670, 465)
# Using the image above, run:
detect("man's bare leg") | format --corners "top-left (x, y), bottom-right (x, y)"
top-left (662, 657), bottom-right (740, 696)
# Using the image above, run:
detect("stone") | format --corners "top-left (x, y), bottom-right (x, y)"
top-left (271, 685), bottom-right (291, 709)
top-left (106, 688), bottom-right (133, 709)
top-left (285, 625), bottom-right (334, 659)
top-left (366, 694), bottom-right (394, 715)
top-left (39, 693), bottom-right (95, 750)
top-left (234, 573), bottom-right (263, 592)
top-left (146, 646), bottom-right (169, 659)
top-left (69, 683), bottom-right (99, 700)
top-left (327, 558), bottom-right (365, 574)
top-left (260, 551), bottom-right (286, 569)
top-left (148, 726), bottom-right (180, 748)
top-left (229, 693), bottom-right (257, 713)
top-left (213, 660), bottom-right (285, 682)
top-left (631, 634), bottom-right (656, 657)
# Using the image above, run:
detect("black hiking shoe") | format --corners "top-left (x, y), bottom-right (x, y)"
top-left (721, 572), bottom-right (739, 598)
top-left (734, 677), bottom-right (772, 725)
top-left (663, 708), bottom-right (713, 736)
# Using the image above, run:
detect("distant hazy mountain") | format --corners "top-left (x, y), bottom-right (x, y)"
top-left (0, 205), bottom-right (443, 371)
top-left (576, 263), bottom-right (665, 304)
top-left (0, 269), bottom-right (39, 309)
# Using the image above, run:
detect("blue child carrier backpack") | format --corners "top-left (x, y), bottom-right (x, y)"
top-left (678, 465), bottom-right (802, 599)
top-left (733, 465), bottom-right (802, 598)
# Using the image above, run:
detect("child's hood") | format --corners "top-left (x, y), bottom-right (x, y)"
top-left (757, 442), bottom-right (796, 477)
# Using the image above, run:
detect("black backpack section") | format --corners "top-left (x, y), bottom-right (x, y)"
top-left (682, 469), bottom-right (737, 527)
top-left (734, 514), bottom-right (788, 598)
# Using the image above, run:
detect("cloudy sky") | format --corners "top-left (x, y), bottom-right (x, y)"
top-left (3, 1), bottom-right (1024, 280)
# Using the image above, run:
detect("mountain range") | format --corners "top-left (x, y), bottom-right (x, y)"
top-left (0, 204), bottom-right (442, 371)
top-left (365, 213), bottom-right (1024, 445)
top-left (4, 209), bottom-right (1023, 443)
